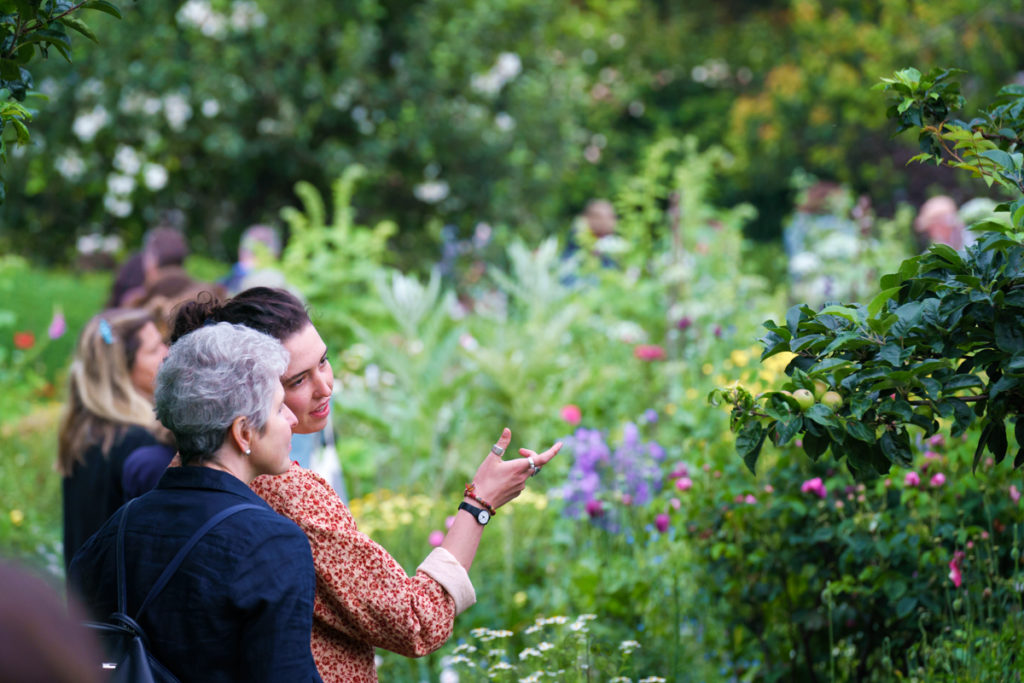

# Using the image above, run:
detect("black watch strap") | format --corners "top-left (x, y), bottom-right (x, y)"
top-left (458, 501), bottom-right (491, 526)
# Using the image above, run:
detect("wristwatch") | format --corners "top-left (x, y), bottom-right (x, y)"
top-left (458, 501), bottom-right (491, 526)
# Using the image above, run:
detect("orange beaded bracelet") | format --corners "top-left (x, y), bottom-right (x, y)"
top-left (464, 482), bottom-right (496, 516)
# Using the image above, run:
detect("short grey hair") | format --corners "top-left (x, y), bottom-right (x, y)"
top-left (156, 322), bottom-right (289, 464)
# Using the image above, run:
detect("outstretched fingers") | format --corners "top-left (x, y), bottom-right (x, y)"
top-left (519, 441), bottom-right (563, 469)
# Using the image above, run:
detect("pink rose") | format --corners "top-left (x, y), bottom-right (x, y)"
top-left (560, 404), bottom-right (582, 425)
top-left (675, 477), bottom-right (693, 492)
top-left (930, 473), bottom-right (946, 488)
top-left (744, 494), bottom-right (757, 505)
top-left (949, 550), bottom-right (965, 588)
top-left (800, 477), bottom-right (827, 499)
top-left (904, 471), bottom-right (921, 488)
top-left (669, 463), bottom-right (689, 479)
top-left (633, 344), bottom-right (667, 361)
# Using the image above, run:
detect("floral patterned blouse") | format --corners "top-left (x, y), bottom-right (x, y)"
top-left (251, 463), bottom-right (475, 683)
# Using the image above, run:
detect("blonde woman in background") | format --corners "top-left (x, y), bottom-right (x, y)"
top-left (57, 309), bottom-right (174, 571)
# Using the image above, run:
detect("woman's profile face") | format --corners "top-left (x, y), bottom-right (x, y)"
top-left (281, 323), bottom-right (333, 435)
top-left (130, 321), bottom-right (168, 401)
top-left (249, 384), bottom-right (297, 476)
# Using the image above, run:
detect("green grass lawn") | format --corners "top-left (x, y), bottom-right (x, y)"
top-left (0, 404), bottom-right (64, 578)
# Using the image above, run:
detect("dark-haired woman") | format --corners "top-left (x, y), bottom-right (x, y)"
top-left (172, 288), bottom-right (560, 682)
top-left (57, 309), bottom-right (174, 570)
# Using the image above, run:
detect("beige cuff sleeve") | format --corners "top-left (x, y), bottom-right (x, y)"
top-left (417, 547), bottom-right (476, 616)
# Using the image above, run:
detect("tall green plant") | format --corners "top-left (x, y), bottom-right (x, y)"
top-left (279, 166), bottom-right (396, 345)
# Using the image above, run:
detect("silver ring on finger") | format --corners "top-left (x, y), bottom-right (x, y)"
top-left (491, 444), bottom-right (505, 457)
top-left (527, 456), bottom-right (540, 477)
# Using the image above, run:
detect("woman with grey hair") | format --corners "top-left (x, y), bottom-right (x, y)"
top-left (69, 323), bottom-right (323, 682)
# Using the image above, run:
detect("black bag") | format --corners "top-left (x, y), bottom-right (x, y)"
top-left (84, 499), bottom-right (262, 682)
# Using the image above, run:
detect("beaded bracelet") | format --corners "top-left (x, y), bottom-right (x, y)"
top-left (464, 482), bottom-right (496, 516)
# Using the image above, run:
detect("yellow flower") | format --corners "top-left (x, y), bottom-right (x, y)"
top-left (514, 591), bottom-right (527, 607)
top-left (701, 363), bottom-right (713, 375)
top-left (9, 509), bottom-right (24, 526)
top-left (665, 402), bottom-right (679, 415)
top-left (730, 349), bottom-right (750, 368)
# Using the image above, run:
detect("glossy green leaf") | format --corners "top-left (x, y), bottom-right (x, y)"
top-left (82, 0), bottom-right (122, 19)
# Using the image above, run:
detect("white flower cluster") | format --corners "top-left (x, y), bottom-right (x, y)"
top-left (99, 144), bottom-right (170, 217)
top-left (413, 180), bottom-right (450, 204)
top-left (163, 93), bottom-right (193, 132)
top-left (55, 151), bottom-right (86, 181)
top-left (72, 106), bottom-right (110, 142)
top-left (619, 639), bottom-right (641, 654)
top-left (568, 614), bottom-right (596, 633)
top-left (471, 52), bottom-right (522, 96)
top-left (470, 627), bottom-right (514, 642)
top-left (76, 233), bottom-right (123, 255)
top-left (176, 0), bottom-right (266, 39)
top-left (691, 59), bottom-right (732, 86)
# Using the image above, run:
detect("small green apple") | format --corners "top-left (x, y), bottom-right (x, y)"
top-left (792, 389), bottom-right (815, 411)
top-left (812, 379), bottom-right (829, 400)
top-left (821, 391), bottom-right (843, 410)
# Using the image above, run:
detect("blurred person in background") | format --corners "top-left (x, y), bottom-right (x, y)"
top-left (106, 220), bottom-right (189, 309)
top-left (0, 561), bottom-right (102, 683)
top-left (57, 309), bottom-right (174, 571)
top-left (171, 287), bottom-right (562, 682)
top-left (221, 224), bottom-right (287, 295)
top-left (913, 195), bottom-right (971, 252)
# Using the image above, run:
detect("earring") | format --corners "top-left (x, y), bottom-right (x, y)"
top-left (244, 448), bottom-right (251, 455)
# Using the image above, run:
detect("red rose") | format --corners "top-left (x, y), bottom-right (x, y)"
top-left (13, 331), bottom-right (35, 350)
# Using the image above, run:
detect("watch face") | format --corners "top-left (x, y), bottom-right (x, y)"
top-left (478, 510), bottom-right (491, 525)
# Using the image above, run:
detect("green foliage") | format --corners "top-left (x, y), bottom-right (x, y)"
top-left (685, 432), bottom-right (1024, 681)
top-left (721, 69), bottom-right (1024, 477)
top-left (0, 256), bottom-right (108, 421)
top-left (877, 66), bottom-right (1024, 195)
top-left (279, 166), bottom-right (397, 345)
top-left (0, 405), bottom-right (63, 576)
top-left (0, 0), bottom-right (120, 201)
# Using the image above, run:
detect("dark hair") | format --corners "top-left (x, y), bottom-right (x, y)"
top-left (170, 287), bottom-right (310, 344)
top-left (144, 226), bottom-right (188, 268)
top-left (106, 251), bottom-right (146, 309)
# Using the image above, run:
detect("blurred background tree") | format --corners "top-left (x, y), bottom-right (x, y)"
top-left (3, 0), bottom-right (1023, 265)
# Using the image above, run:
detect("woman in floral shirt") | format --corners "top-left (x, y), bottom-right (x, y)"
top-left (171, 288), bottom-right (560, 681)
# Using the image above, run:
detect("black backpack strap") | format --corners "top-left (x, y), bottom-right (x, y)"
top-left (115, 498), bottom-right (137, 615)
top-left (134, 503), bottom-right (264, 620)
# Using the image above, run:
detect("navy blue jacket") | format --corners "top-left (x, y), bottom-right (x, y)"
top-left (69, 466), bottom-right (322, 683)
